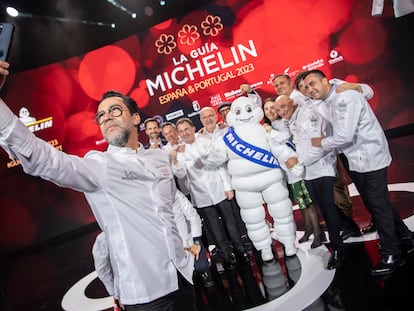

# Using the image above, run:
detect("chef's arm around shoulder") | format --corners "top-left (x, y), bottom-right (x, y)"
top-left (321, 94), bottom-right (362, 153)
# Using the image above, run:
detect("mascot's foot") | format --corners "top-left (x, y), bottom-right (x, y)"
top-left (261, 247), bottom-right (274, 261)
top-left (284, 243), bottom-right (297, 257)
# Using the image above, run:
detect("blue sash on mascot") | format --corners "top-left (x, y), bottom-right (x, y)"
top-left (223, 127), bottom-right (281, 169)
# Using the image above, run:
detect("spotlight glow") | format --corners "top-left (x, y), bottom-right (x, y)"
top-left (106, 0), bottom-right (136, 18)
top-left (6, 7), bottom-right (19, 17)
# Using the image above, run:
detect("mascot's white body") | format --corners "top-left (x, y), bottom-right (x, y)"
top-left (202, 96), bottom-right (297, 261)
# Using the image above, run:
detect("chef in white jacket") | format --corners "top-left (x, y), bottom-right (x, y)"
top-left (305, 69), bottom-right (414, 277)
top-left (0, 73), bottom-right (196, 310)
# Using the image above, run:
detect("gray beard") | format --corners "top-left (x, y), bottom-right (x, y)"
top-left (106, 128), bottom-right (130, 147)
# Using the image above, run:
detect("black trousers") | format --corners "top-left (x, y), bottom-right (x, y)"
top-left (348, 167), bottom-right (411, 256)
top-left (124, 272), bottom-right (196, 311)
top-left (229, 197), bottom-right (248, 237)
top-left (197, 199), bottom-right (244, 260)
top-left (306, 176), bottom-right (343, 251)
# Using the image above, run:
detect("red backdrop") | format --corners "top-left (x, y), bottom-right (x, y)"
top-left (1, 0), bottom-right (413, 252)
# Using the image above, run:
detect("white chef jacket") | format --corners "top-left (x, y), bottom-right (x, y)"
top-left (289, 103), bottom-right (337, 180)
top-left (140, 147), bottom-right (201, 248)
top-left (172, 190), bottom-right (202, 248)
top-left (0, 99), bottom-right (193, 305)
top-left (162, 141), bottom-right (191, 196)
top-left (271, 118), bottom-right (291, 138)
top-left (92, 232), bottom-right (117, 297)
top-left (372, 0), bottom-right (414, 18)
top-left (172, 136), bottom-right (230, 208)
top-left (309, 80), bottom-right (375, 158)
top-left (197, 125), bottom-right (233, 192)
top-left (329, 79), bottom-right (374, 100)
top-left (313, 79), bottom-right (374, 119)
top-left (267, 128), bottom-right (304, 184)
top-left (290, 89), bottom-right (308, 107)
top-left (320, 90), bottom-right (391, 173)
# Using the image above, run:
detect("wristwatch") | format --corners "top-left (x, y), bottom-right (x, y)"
top-left (193, 237), bottom-right (202, 245)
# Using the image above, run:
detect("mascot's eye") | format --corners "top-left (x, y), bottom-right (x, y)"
top-left (235, 107), bottom-right (241, 115)
top-left (246, 105), bottom-right (252, 113)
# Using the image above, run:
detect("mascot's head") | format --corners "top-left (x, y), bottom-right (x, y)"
top-left (19, 107), bottom-right (30, 118)
top-left (227, 96), bottom-right (263, 127)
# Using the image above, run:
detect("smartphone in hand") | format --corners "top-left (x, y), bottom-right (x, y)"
top-left (0, 23), bottom-right (15, 61)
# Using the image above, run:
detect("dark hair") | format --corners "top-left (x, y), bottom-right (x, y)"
top-left (144, 117), bottom-right (160, 129)
top-left (302, 69), bottom-right (326, 80)
top-left (263, 116), bottom-right (272, 126)
top-left (99, 90), bottom-right (140, 116)
top-left (294, 71), bottom-right (309, 89)
top-left (262, 97), bottom-right (279, 125)
top-left (217, 102), bottom-right (231, 113)
top-left (176, 117), bottom-right (194, 128)
top-left (263, 97), bottom-right (276, 104)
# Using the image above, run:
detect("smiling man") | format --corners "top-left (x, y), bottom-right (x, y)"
top-left (143, 117), bottom-right (167, 149)
top-left (304, 69), bottom-right (414, 277)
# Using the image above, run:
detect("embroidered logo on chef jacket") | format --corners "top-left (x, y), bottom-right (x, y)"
top-left (121, 170), bottom-right (140, 180)
top-left (310, 115), bottom-right (319, 128)
top-left (157, 164), bottom-right (173, 178)
top-left (338, 100), bottom-right (348, 114)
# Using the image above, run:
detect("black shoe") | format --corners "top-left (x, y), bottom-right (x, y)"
top-left (241, 235), bottom-right (254, 253)
top-left (400, 237), bottom-right (414, 255)
top-left (370, 254), bottom-right (401, 276)
top-left (224, 252), bottom-right (238, 270)
top-left (235, 245), bottom-right (251, 262)
top-left (361, 222), bottom-right (376, 234)
top-left (341, 228), bottom-right (362, 241)
top-left (235, 249), bottom-right (250, 263)
top-left (326, 250), bottom-right (343, 270)
top-left (199, 271), bottom-right (215, 288)
top-left (311, 232), bottom-right (325, 249)
top-left (298, 229), bottom-right (313, 243)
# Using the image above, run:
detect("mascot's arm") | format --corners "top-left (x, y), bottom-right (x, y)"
top-left (248, 91), bottom-right (262, 107)
top-left (240, 83), bottom-right (262, 107)
top-left (269, 139), bottom-right (304, 177)
top-left (268, 128), bottom-right (291, 145)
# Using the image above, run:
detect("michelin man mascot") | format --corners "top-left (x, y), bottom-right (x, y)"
top-left (201, 96), bottom-right (298, 261)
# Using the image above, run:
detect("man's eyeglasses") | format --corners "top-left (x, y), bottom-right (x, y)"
top-left (94, 105), bottom-right (128, 125)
